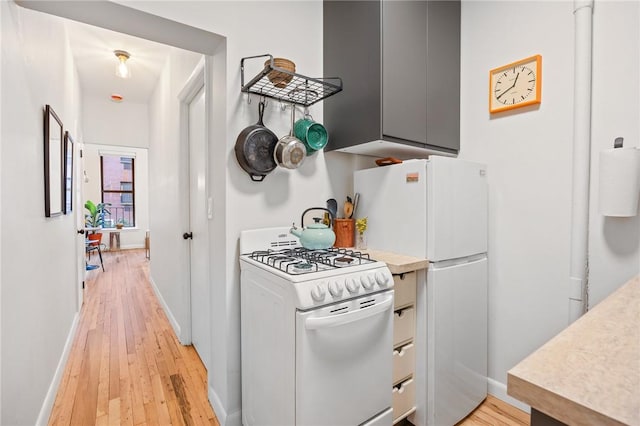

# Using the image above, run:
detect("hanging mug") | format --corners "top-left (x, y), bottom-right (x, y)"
top-left (294, 113), bottom-right (329, 155)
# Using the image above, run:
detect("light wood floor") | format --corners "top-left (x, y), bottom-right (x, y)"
top-left (48, 249), bottom-right (219, 426)
top-left (457, 395), bottom-right (529, 425)
top-left (50, 249), bottom-right (528, 426)
top-left (396, 395), bottom-right (529, 426)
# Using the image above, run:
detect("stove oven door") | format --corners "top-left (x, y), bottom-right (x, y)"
top-left (295, 291), bottom-right (394, 426)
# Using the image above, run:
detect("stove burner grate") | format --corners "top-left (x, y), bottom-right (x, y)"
top-left (245, 247), bottom-right (374, 275)
top-left (287, 261), bottom-right (318, 274)
top-left (268, 255), bottom-right (296, 268)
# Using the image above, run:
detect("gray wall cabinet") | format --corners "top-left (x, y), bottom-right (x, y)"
top-left (323, 0), bottom-right (461, 155)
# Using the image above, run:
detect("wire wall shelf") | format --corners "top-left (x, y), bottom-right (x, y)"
top-left (241, 54), bottom-right (343, 107)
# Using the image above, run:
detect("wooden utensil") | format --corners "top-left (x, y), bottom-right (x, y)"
top-left (343, 196), bottom-right (354, 219)
top-left (375, 157), bottom-right (403, 166)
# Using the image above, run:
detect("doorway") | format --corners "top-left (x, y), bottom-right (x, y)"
top-left (16, 0), bottom-right (226, 419)
top-left (182, 68), bottom-right (211, 370)
top-left (21, 0), bottom-right (221, 343)
top-left (75, 142), bottom-right (86, 309)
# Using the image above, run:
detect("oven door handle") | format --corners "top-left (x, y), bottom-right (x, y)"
top-left (305, 295), bottom-right (393, 330)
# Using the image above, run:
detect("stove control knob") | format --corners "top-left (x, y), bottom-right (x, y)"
top-left (328, 281), bottom-right (344, 298)
top-left (346, 278), bottom-right (360, 294)
top-left (310, 284), bottom-right (326, 302)
top-left (361, 274), bottom-right (375, 290)
top-left (375, 272), bottom-right (390, 288)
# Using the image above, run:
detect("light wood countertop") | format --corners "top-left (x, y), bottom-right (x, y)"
top-left (507, 276), bottom-right (640, 425)
top-left (362, 249), bottom-right (428, 274)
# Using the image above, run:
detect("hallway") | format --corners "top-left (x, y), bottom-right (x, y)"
top-left (48, 249), bottom-right (218, 425)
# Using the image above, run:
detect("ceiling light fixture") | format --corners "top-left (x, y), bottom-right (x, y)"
top-left (114, 50), bottom-right (131, 79)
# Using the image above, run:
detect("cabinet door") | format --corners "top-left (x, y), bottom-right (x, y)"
top-left (324, 0), bottom-right (382, 151)
top-left (382, 0), bottom-right (428, 145)
top-left (425, 1), bottom-right (460, 152)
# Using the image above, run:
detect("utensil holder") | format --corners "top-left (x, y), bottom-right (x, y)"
top-left (333, 218), bottom-right (354, 248)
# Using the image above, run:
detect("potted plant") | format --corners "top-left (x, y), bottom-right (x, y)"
top-left (84, 200), bottom-right (111, 231)
top-left (115, 218), bottom-right (124, 229)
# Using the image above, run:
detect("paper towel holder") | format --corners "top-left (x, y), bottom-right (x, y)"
top-left (598, 136), bottom-right (640, 217)
top-left (614, 136), bottom-right (624, 148)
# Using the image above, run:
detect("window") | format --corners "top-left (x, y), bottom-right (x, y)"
top-left (101, 154), bottom-right (135, 227)
top-left (120, 182), bottom-right (133, 204)
top-left (121, 157), bottom-right (132, 169)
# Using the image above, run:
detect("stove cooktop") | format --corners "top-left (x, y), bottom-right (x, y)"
top-left (239, 227), bottom-right (393, 307)
top-left (243, 247), bottom-right (376, 276)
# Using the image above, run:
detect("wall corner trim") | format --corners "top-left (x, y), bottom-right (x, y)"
top-left (488, 377), bottom-right (531, 415)
top-left (35, 312), bottom-right (80, 426)
top-left (208, 386), bottom-right (241, 426)
top-left (148, 276), bottom-right (184, 344)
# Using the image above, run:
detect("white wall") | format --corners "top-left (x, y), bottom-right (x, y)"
top-left (82, 143), bottom-right (150, 249)
top-left (460, 0), bottom-right (640, 407)
top-left (83, 96), bottom-right (149, 148)
top-left (1, 3), bottom-right (82, 424)
top-left (0, 3), bottom-right (4, 421)
top-left (588, 0), bottom-right (640, 306)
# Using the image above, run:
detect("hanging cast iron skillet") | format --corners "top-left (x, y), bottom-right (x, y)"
top-left (235, 100), bottom-right (278, 182)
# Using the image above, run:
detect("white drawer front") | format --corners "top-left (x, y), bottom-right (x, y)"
top-left (393, 342), bottom-right (415, 384)
top-left (392, 377), bottom-right (415, 421)
top-left (393, 272), bottom-right (417, 309)
top-left (393, 306), bottom-right (415, 347)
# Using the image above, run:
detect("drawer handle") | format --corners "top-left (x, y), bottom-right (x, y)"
top-left (395, 308), bottom-right (411, 319)
top-left (393, 343), bottom-right (414, 357)
top-left (394, 378), bottom-right (414, 394)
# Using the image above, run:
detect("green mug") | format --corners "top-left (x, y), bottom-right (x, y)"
top-left (294, 115), bottom-right (328, 154)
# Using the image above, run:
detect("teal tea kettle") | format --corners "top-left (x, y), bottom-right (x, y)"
top-left (290, 207), bottom-right (336, 250)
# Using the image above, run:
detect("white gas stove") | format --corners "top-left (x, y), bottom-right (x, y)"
top-left (240, 227), bottom-right (394, 426)
top-left (239, 227), bottom-right (393, 309)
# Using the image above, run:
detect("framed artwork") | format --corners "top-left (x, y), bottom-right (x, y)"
top-left (44, 105), bottom-right (64, 217)
top-left (64, 131), bottom-right (74, 214)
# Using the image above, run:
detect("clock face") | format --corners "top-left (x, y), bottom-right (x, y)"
top-left (494, 65), bottom-right (536, 106)
top-left (489, 55), bottom-right (542, 113)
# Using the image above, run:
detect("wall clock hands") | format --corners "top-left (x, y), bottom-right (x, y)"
top-left (496, 72), bottom-right (520, 100)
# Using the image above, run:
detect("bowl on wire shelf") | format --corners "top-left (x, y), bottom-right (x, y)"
top-left (264, 57), bottom-right (296, 88)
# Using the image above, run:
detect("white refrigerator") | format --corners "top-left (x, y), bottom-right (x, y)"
top-left (354, 157), bottom-right (488, 426)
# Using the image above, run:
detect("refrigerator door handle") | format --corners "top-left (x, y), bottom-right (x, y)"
top-left (429, 253), bottom-right (487, 269)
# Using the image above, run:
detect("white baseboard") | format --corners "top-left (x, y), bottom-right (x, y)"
top-left (119, 244), bottom-right (145, 250)
top-left (208, 386), bottom-right (241, 426)
top-left (106, 244), bottom-right (145, 251)
top-left (148, 276), bottom-right (183, 343)
top-left (488, 377), bottom-right (531, 414)
top-left (36, 312), bottom-right (80, 426)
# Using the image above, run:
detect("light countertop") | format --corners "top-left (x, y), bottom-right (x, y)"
top-left (507, 275), bottom-right (640, 425)
top-left (362, 249), bottom-right (428, 274)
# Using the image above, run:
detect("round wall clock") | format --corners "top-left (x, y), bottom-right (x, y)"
top-left (489, 54), bottom-right (542, 113)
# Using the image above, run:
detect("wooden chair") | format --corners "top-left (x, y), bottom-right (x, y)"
top-left (86, 233), bottom-right (105, 271)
